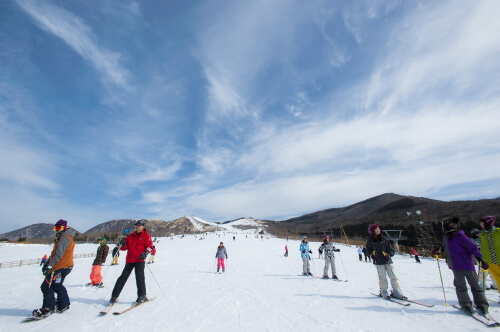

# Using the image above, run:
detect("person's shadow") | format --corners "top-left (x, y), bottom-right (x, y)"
top-left (0, 308), bottom-right (32, 317)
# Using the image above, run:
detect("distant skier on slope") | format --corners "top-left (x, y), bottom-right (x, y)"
top-left (300, 236), bottom-right (313, 276)
top-left (357, 247), bottom-right (363, 261)
top-left (32, 219), bottom-right (75, 318)
top-left (410, 248), bottom-right (421, 263)
top-left (88, 237), bottom-right (109, 286)
top-left (320, 235), bottom-right (340, 279)
top-left (366, 224), bottom-right (406, 300)
top-left (215, 242), bottom-right (228, 273)
top-left (434, 217), bottom-right (489, 315)
top-left (284, 245), bottom-right (288, 257)
top-left (109, 220), bottom-right (153, 305)
top-left (111, 245), bottom-right (120, 265)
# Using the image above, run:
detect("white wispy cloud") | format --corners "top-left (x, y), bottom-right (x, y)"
top-left (17, 0), bottom-right (130, 89)
top-left (172, 0), bottom-right (500, 221)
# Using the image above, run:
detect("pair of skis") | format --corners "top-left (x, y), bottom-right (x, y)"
top-left (99, 297), bottom-right (156, 315)
top-left (453, 304), bottom-right (500, 327)
top-left (316, 276), bottom-right (348, 282)
top-left (372, 293), bottom-right (498, 327)
top-left (371, 293), bottom-right (435, 307)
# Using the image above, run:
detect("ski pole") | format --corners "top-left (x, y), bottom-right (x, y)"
top-left (435, 255), bottom-right (448, 305)
top-left (337, 250), bottom-right (349, 280)
top-left (146, 263), bottom-right (166, 297)
top-left (478, 262), bottom-right (484, 290)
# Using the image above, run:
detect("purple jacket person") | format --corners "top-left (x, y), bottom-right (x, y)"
top-left (439, 217), bottom-right (488, 314)
top-left (442, 230), bottom-right (481, 270)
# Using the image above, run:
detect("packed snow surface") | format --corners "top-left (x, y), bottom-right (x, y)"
top-left (0, 233), bottom-right (496, 331)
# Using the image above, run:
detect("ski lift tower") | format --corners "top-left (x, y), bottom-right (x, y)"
top-left (382, 230), bottom-right (407, 253)
top-left (413, 210), bottom-right (440, 255)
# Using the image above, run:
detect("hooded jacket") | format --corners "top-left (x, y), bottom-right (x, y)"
top-left (121, 229), bottom-right (153, 263)
top-left (442, 230), bottom-right (481, 270)
top-left (365, 235), bottom-right (394, 265)
top-left (300, 242), bottom-right (310, 258)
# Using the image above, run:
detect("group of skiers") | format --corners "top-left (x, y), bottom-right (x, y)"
top-left (432, 215), bottom-right (499, 316)
top-left (294, 215), bottom-right (500, 318)
top-left (366, 216), bottom-right (500, 316)
top-left (34, 219), bottom-right (155, 318)
top-left (30, 214), bottom-right (500, 320)
top-left (299, 235), bottom-right (341, 279)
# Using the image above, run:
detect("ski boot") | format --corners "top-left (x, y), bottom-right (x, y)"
top-left (109, 296), bottom-right (118, 304)
top-left (461, 305), bottom-right (474, 315)
top-left (57, 305), bottom-right (70, 313)
top-left (390, 292), bottom-right (408, 300)
top-left (478, 306), bottom-right (489, 316)
top-left (307, 272), bottom-right (313, 276)
top-left (135, 296), bottom-right (148, 304)
top-left (322, 276), bottom-right (329, 279)
top-left (332, 275), bottom-right (339, 280)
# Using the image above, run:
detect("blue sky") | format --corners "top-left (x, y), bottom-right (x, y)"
top-left (1, 0), bottom-right (499, 234)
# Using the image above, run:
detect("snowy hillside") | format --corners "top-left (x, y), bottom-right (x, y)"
top-left (0, 232), bottom-right (496, 331)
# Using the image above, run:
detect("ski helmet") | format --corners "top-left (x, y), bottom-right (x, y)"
top-left (442, 217), bottom-right (460, 233)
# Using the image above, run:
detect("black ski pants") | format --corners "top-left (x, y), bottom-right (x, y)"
top-left (41, 267), bottom-right (72, 310)
top-left (111, 262), bottom-right (146, 298)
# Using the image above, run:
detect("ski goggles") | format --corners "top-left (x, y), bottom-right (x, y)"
top-left (54, 225), bottom-right (67, 232)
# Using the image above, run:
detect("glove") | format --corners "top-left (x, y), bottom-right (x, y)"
top-left (335, 249), bottom-right (340, 252)
top-left (382, 252), bottom-right (390, 262)
top-left (302, 250), bottom-right (306, 253)
top-left (118, 238), bottom-right (126, 247)
top-left (476, 257), bottom-right (489, 270)
top-left (42, 265), bottom-right (52, 276)
top-left (139, 252), bottom-right (148, 260)
top-left (309, 250), bottom-right (312, 254)
top-left (371, 251), bottom-right (377, 261)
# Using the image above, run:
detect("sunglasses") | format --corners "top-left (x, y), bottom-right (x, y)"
top-left (54, 225), bottom-right (66, 231)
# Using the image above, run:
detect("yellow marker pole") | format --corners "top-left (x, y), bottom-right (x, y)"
top-left (435, 255), bottom-right (449, 306)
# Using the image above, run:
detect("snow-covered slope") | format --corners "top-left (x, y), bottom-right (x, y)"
top-left (0, 235), bottom-right (494, 331)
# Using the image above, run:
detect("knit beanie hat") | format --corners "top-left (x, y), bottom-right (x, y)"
top-left (480, 216), bottom-right (496, 226)
top-left (368, 224), bottom-right (380, 234)
top-left (55, 219), bottom-right (68, 227)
